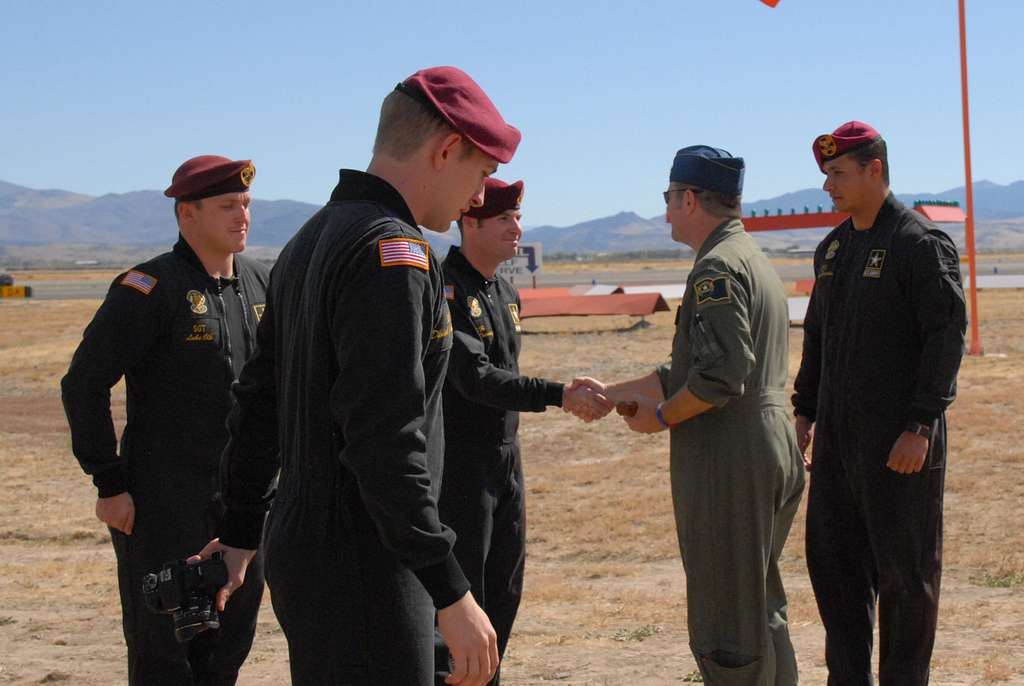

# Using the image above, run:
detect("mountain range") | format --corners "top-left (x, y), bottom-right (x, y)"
top-left (2, 178), bottom-right (1024, 261)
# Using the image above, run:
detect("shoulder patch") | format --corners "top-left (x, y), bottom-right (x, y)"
top-left (444, 284), bottom-right (455, 301)
top-left (379, 238), bottom-right (429, 271)
top-left (694, 276), bottom-right (730, 305)
top-left (121, 270), bottom-right (157, 295)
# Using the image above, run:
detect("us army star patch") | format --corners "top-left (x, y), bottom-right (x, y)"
top-left (694, 276), bottom-right (730, 305)
top-left (863, 249), bottom-right (886, 278)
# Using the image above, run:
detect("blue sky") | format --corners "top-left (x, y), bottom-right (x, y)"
top-left (2, 0), bottom-right (1021, 227)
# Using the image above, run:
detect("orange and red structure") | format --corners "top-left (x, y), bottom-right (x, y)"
top-left (958, 0), bottom-right (983, 354)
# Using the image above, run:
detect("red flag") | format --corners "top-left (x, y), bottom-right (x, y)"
top-left (761, 0), bottom-right (780, 6)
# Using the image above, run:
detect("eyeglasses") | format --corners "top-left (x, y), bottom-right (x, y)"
top-left (662, 187), bottom-right (704, 204)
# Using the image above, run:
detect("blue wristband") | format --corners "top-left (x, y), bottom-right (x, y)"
top-left (655, 402), bottom-right (672, 429)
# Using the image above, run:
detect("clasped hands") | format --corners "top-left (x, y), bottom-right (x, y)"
top-left (562, 377), bottom-right (664, 433)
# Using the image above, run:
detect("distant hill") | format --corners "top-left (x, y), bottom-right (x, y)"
top-left (525, 181), bottom-right (1024, 255)
top-left (2, 178), bottom-right (1024, 260)
top-left (0, 182), bottom-right (320, 246)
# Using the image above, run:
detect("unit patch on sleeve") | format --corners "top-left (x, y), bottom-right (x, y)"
top-left (379, 238), bottom-right (430, 271)
top-left (120, 270), bottom-right (157, 295)
top-left (863, 249), bottom-right (886, 278)
top-left (694, 276), bottom-right (731, 305)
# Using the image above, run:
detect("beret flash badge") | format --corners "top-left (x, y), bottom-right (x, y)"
top-left (863, 249), bottom-right (886, 278)
top-left (695, 276), bottom-right (730, 305)
top-left (817, 135), bottom-right (838, 158)
top-left (240, 164), bottom-right (255, 187)
top-left (468, 296), bottom-right (483, 318)
top-left (186, 290), bottom-right (208, 314)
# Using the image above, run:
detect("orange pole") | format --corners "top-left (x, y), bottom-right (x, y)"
top-left (959, 0), bottom-right (983, 355)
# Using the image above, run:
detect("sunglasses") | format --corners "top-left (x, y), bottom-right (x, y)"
top-left (662, 187), bottom-right (704, 204)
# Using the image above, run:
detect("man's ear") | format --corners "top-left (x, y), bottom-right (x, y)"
top-left (431, 132), bottom-right (464, 170)
top-left (177, 201), bottom-right (196, 225)
top-left (869, 158), bottom-right (884, 181)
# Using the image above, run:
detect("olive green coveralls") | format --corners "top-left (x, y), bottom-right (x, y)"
top-left (656, 220), bottom-right (805, 684)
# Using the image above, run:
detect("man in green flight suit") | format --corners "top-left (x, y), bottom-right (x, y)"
top-left (575, 145), bottom-right (805, 684)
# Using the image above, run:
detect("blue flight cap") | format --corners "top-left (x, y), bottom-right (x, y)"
top-left (669, 145), bottom-right (745, 195)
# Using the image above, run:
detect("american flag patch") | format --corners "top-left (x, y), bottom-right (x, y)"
top-left (379, 238), bottom-right (430, 271)
top-left (444, 285), bottom-right (454, 300)
top-left (120, 270), bottom-right (157, 295)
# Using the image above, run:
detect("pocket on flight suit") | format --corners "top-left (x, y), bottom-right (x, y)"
top-left (689, 314), bottom-right (725, 370)
top-left (698, 651), bottom-right (764, 682)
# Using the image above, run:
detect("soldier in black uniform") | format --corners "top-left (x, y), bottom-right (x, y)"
top-left (793, 121), bottom-right (967, 685)
top-left (61, 155), bottom-right (269, 685)
top-left (436, 178), bottom-right (611, 685)
top-left (193, 67), bottom-right (521, 686)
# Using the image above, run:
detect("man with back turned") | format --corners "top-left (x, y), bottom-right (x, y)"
top-left (194, 66), bottom-right (522, 685)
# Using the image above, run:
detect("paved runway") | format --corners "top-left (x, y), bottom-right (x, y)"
top-left (15, 257), bottom-right (1024, 300)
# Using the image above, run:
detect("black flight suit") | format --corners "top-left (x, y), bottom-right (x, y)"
top-left (217, 170), bottom-right (469, 685)
top-left (61, 237), bottom-right (268, 686)
top-left (435, 246), bottom-right (564, 685)
top-left (793, 194), bottom-right (966, 685)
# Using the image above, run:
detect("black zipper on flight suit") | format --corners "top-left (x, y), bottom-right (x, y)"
top-left (214, 280), bottom-right (234, 373)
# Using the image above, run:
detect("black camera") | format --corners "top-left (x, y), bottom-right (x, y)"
top-left (142, 553), bottom-right (228, 642)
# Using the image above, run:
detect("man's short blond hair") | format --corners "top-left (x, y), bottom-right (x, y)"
top-left (373, 90), bottom-right (455, 160)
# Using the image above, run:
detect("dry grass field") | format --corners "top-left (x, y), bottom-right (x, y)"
top-left (0, 275), bottom-right (1021, 684)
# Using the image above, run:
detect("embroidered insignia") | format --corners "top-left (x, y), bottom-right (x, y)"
top-left (432, 306), bottom-right (453, 340)
top-left (252, 303), bottom-right (265, 322)
top-left (186, 289), bottom-right (208, 314)
top-left (507, 302), bottom-right (522, 333)
top-left (825, 239), bottom-right (840, 260)
top-left (379, 238), bottom-right (430, 271)
top-left (817, 134), bottom-right (838, 158)
top-left (863, 249), bottom-right (886, 278)
top-left (240, 164), bottom-right (255, 187)
top-left (120, 270), bottom-right (157, 295)
top-left (444, 285), bottom-right (455, 301)
top-left (186, 321), bottom-right (216, 343)
top-left (468, 296), bottom-right (483, 318)
top-left (694, 276), bottom-right (730, 305)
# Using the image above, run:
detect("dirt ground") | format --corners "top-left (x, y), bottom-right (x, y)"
top-left (0, 279), bottom-right (1021, 685)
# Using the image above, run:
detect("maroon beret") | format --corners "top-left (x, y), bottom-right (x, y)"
top-left (164, 155), bottom-right (255, 201)
top-left (813, 121), bottom-right (882, 171)
top-left (397, 66), bottom-right (521, 163)
top-left (463, 178), bottom-right (524, 220)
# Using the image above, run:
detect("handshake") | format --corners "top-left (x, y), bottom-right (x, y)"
top-left (560, 377), bottom-right (668, 434)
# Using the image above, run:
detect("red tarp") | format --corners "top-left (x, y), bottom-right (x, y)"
top-left (518, 287), bottom-right (572, 300)
top-left (519, 293), bottom-right (670, 319)
top-left (914, 204), bottom-right (968, 223)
